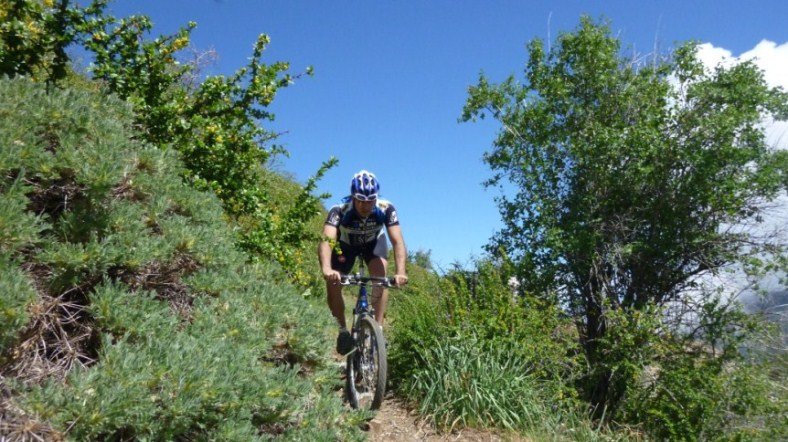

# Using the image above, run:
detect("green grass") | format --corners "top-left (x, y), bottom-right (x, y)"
top-left (0, 77), bottom-right (365, 440)
top-left (407, 334), bottom-right (548, 430)
top-left (385, 261), bottom-right (629, 441)
top-left (398, 334), bottom-right (620, 441)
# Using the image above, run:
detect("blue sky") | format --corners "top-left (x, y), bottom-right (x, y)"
top-left (105, 0), bottom-right (788, 270)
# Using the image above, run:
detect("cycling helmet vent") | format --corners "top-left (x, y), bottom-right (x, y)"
top-left (350, 170), bottom-right (379, 201)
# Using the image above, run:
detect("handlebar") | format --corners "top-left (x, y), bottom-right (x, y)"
top-left (340, 274), bottom-right (397, 287)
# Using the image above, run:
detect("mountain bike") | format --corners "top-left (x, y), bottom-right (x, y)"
top-left (340, 263), bottom-right (395, 410)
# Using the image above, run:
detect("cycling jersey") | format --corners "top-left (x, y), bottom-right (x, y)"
top-left (325, 198), bottom-right (399, 246)
top-left (325, 198), bottom-right (399, 272)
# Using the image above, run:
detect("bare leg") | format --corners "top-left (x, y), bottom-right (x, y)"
top-left (326, 281), bottom-right (346, 329)
top-left (368, 257), bottom-right (388, 325)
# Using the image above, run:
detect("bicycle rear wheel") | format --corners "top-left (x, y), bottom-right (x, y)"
top-left (346, 315), bottom-right (387, 410)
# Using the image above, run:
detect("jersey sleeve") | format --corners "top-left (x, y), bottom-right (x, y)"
top-left (325, 205), bottom-right (342, 227)
top-left (384, 204), bottom-right (400, 227)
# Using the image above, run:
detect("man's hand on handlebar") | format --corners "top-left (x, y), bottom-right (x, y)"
top-left (322, 268), bottom-right (341, 284)
top-left (336, 274), bottom-right (407, 287)
top-left (393, 274), bottom-right (408, 286)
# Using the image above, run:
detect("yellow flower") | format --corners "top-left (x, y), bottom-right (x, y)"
top-left (25, 19), bottom-right (42, 35)
top-left (172, 36), bottom-right (189, 50)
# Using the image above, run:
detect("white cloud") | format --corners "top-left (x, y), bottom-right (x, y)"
top-left (697, 40), bottom-right (788, 150)
top-left (697, 40), bottom-right (788, 89)
top-left (695, 41), bottom-right (788, 316)
top-left (695, 43), bottom-right (736, 69)
top-left (740, 40), bottom-right (788, 90)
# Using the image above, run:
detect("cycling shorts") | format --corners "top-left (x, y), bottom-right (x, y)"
top-left (330, 232), bottom-right (388, 274)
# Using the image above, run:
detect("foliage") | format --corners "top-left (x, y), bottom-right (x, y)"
top-left (0, 0), bottom-right (333, 288)
top-left (0, 255), bottom-right (37, 352)
top-left (81, 3), bottom-right (333, 285)
top-left (0, 0), bottom-right (104, 83)
top-left (406, 335), bottom-right (558, 431)
top-left (407, 248), bottom-right (434, 271)
top-left (240, 160), bottom-right (336, 289)
top-left (23, 274), bottom-right (359, 441)
top-left (0, 78), bottom-right (362, 440)
top-left (625, 355), bottom-right (785, 440)
top-left (0, 165), bottom-right (44, 351)
top-left (388, 258), bottom-right (588, 435)
top-left (463, 15), bottom-right (788, 431)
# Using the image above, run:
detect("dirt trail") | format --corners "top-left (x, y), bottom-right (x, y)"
top-left (364, 395), bottom-right (527, 442)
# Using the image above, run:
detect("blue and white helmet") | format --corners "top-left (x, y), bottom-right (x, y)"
top-left (350, 170), bottom-right (379, 201)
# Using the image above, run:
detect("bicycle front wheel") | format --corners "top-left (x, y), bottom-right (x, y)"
top-left (346, 315), bottom-right (387, 410)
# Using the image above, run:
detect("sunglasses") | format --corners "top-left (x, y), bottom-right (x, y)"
top-left (353, 194), bottom-right (378, 202)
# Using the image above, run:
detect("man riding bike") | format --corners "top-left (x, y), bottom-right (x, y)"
top-left (318, 170), bottom-right (408, 355)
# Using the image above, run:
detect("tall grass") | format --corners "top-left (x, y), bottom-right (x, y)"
top-left (405, 333), bottom-right (627, 440)
top-left (387, 260), bottom-right (623, 440)
top-left (407, 333), bottom-right (549, 430)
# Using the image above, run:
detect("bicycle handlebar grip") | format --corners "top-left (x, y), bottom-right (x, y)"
top-left (368, 276), bottom-right (395, 286)
top-left (337, 274), bottom-right (398, 287)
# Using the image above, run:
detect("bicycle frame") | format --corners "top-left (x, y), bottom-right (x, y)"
top-left (340, 261), bottom-right (394, 410)
top-left (344, 265), bottom-right (389, 317)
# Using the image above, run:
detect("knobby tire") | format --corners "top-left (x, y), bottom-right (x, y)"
top-left (346, 315), bottom-right (387, 410)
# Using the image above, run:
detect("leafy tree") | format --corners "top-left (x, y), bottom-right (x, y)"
top-left (2, 0), bottom-right (67, 80)
top-left (1, 0), bottom-right (334, 285)
top-left (407, 248), bottom-right (434, 271)
top-left (80, 4), bottom-right (330, 283)
top-left (463, 16), bottom-right (788, 421)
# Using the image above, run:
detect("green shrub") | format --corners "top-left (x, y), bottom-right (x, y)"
top-left (25, 280), bottom-right (352, 440)
top-left (89, 281), bottom-right (178, 340)
top-left (0, 78), bottom-right (362, 440)
top-left (622, 345), bottom-right (787, 441)
top-left (0, 177), bottom-right (45, 254)
top-left (0, 255), bottom-right (38, 352)
top-left (0, 174), bottom-right (44, 353)
top-left (1, 0), bottom-right (334, 291)
top-left (600, 294), bottom-right (788, 440)
top-left (79, 5), bottom-right (335, 288)
top-left (388, 259), bottom-right (586, 435)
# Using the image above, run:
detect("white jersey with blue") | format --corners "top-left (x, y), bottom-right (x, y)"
top-left (325, 198), bottom-right (400, 247)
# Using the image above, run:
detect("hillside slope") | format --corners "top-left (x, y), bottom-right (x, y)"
top-left (0, 78), bottom-right (364, 440)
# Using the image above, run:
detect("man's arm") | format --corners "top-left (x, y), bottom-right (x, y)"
top-left (319, 224), bottom-right (341, 283)
top-left (387, 224), bottom-right (408, 286)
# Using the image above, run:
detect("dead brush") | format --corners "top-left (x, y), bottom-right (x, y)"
top-left (0, 381), bottom-right (63, 442)
top-left (1, 261), bottom-right (99, 383)
top-left (2, 291), bottom-right (99, 386)
top-left (110, 171), bottom-right (149, 203)
top-left (24, 176), bottom-right (87, 222)
top-left (0, 285), bottom-right (93, 441)
top-left (109, 173), bottom-right (134, 200)
top-left (112, 254), bottom-right (201, 320)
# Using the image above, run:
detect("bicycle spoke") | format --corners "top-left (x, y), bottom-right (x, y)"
top-left (345, 315), bottom-right (387, 410)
